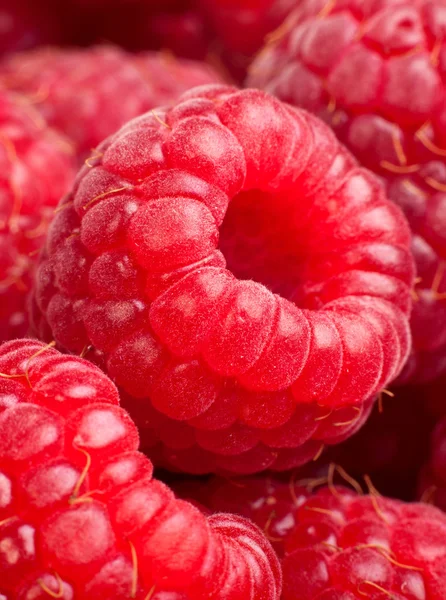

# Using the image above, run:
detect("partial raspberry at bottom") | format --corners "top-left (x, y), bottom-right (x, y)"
top-left (0, 340), bottom-right (281, 599)
top-left (179, 476), bottom-right (446, 599)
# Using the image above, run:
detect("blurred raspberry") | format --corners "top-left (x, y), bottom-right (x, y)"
top-left (0, 89), bottom-right (75, 342)
top-left (0, 45), bottom-right (222, 159)
top-left (249, 0), bottom-right (446, 383)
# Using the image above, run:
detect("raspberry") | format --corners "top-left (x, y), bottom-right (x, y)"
top-left (0, 90), bottom-right (75, 342)
top-left (181, 477), bottom-right (446, 599)
top-left (248, 0), bottom-right (446, 383)
top-left (0, 46), bottom-right (222, 159)
top-left (31, 85), bottom-right (414, 474)
top-left (0, 339), bottom-right (281, 599)
top-left (280, 486), bottom-right (446, 600)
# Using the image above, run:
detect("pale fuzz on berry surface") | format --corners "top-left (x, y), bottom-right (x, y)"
top-left (179, 476), bottom-right (446, 599)
top-left (31, 85), bottom-right (414, 474)
top-left (0, 89), bottom-right (75, 342)
top-left (0, 45), bottom-right (222, 159)
top-left (0, 339), bottom-right (281, 599)
top-left (248, 0), bottom-right (446, 383)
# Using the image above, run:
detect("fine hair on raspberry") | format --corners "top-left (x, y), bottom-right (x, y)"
top-left (32, 85), bottom-right (414, 474)
top-left (248, 0), bottom-right (446, 383)
top-left (0, 339), bottom-right (281, 599)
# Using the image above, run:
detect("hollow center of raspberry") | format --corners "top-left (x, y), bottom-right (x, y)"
top-left (219, 189), bottom-right (306, 301)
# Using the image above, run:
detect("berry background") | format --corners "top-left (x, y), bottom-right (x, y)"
top-left (0, 0), bottom-right (446, 599)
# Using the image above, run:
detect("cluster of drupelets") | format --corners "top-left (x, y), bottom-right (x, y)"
top-left (1, 0), bottom-right (446, 599)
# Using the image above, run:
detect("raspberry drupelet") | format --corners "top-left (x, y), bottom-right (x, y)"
top-left (180, 476), bottom-right (446, 599)
top-left (0, 339), bottom-right (281, 599)
top-left (0, 45), bottom-right (222, 160)
top-left (281, 486), bottom-right (446, 599)
top-left (31, 85), bottom-right (414, 474)
top-left (0, 89), bottom-right (75, 342)
top-left (248, 0), bottom-right (446, 383)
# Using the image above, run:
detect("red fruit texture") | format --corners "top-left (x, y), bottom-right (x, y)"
top-left (0, 339), bottom-right (281, 599)
top-left (182, 478), bottom-right (446, 599)
top-left (248, 0), bottom-right (446, 383)
top-left (281, 486), bottom-right (446, 599)
top-left (0, 46), bottom-right (222, 159)
top-left (0, 90), bottom-right (75, 342)
top-left (31, 85), bottom-right (414, 475)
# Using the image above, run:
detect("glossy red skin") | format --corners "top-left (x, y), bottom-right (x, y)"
top-left (248, 0), bottom-right (446, 383)
top-left (31, 85), bottom-right (413, 474)
top-left (0, 46), bottom-right (222, 159)
top-left (0, 90), bottom-right (75, 342)
top-left (0, 339), bottom-right (281, 599)
top-left (179, 479), bottom-right (446, 600)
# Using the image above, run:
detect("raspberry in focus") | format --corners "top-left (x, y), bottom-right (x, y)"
top-left (180, 476), bottom-right (446, 600)
top-left (0, 45), bottom-right (223, 159)
top-left (0, 339), bottom-right (281, 599)
top-left (0, 89), bottom-right (75, 342)
top-left (248, 0), bottom-right (446, 383)
top-left (31, 85), bottom-right (414, 474)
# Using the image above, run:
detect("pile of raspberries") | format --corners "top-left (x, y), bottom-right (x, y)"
top-left (1, 1), bottom-right (446, 598)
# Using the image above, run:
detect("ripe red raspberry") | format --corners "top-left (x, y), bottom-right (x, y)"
top-left (31, 85), bottom-right (414, 474)
top-left (280, 486), bottom-right (446, 599)
top-left (248, 0), bottom-right (446, 383)
top-left (0, 46), bottom-right (222, 159)
top-left (181, 476), bottom-right (446, 599)
top-left (0, 339), bottom-right (281, 599)
top-left (0, 90), bottom-right (75, 342)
